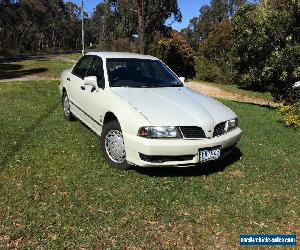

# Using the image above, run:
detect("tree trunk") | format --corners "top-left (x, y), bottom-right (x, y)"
top-left (39, 33), bottom-right (44, 51)
top-left (137, 0), bottom-right (146, 54)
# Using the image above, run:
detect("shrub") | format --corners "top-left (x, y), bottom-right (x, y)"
top-left (150, 32), bottom-right (196, 79)
top-left (279, 102), bottom-right (300, 128)
top-left (195, 56), bottom-right (232, 83)
top-left (197, 21), bottom-right (234, 84)
top-left (231, 3), bottom-right (300, 104)
top-left (96, 38), bottom-right (138, 53)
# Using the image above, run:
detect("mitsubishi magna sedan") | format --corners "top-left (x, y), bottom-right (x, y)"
top-left (60, 52), bottom-right (242, 170)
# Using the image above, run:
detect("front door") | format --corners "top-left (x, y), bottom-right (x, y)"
top-left (67, 55), bottom-right (93, 123)
top-left (80, 56), bottom-right (106, 135)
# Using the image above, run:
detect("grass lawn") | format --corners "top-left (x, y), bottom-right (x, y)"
top-left (65, 53), bottom-right (82, 61)
top-left (192, 81), bottom-right (274, 102)
top-left (0, 81), bottom-right (299, 248)
top-left (0, 56), bottom-right (74, 79)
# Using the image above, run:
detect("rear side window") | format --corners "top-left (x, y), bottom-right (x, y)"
top-left (72, 56), bottom-right (93, 79)
top-left (86, 56), bottom-right (105, 89)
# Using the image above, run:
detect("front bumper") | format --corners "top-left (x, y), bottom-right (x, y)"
top-left (123, 127), bottom-right (242, 167)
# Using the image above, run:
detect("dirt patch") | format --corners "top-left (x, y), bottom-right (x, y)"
top-left (227, 169), bottom-right (245, 178)
top-left (0, 75), bottom-right (58, 82)
top-left (186, 81), bottom-right (280, 107)
top-left (56, 56), bottom-right (76, 63)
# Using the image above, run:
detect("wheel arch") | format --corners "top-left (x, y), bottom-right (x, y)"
top-left (102, 111), bottom-right (130, 138)
top-left (103, 112), bottom-right (122, 131)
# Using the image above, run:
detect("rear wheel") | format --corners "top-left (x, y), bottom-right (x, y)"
top-left (62, 91), bottom-right (74, 121)
top-left (100, 121), bottom-right (131, 170)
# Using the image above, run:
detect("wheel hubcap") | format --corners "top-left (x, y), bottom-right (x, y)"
top-left (105, 130), bottom-right (126, 163)
top-left (64, 95), bottom-right (70, 117)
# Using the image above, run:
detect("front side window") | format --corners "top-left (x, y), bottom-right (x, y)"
top-left (72, 56), bottom-right (93, 79)
top-left (106, 58), bottom-right (183, 88)
top-left (86, 56), bottom-right (105, 89)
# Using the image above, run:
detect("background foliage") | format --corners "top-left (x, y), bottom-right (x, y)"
top-left (152, 32), bottom-right (195, 79)
top-left (231, 0), bottom-right (300, 103)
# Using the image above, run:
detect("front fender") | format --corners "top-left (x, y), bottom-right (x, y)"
top-left (103, 91), bottom-right (150, 136)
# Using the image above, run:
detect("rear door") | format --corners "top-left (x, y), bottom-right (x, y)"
top-left (67, 55), bottom-right (93, 121)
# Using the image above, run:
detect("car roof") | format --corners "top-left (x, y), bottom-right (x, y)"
top-left (86, 51), bottom-right (158, 60)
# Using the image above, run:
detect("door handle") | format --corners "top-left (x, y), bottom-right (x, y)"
top-left (67, 77), bottom-right (70, 81)
top-left (81, 86), bottom-right (85, 90)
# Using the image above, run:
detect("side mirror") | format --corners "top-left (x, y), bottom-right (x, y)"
top-left (84, 76), bottom-right (98, 90)
top-left (179, 76), bottom-right (185, 84)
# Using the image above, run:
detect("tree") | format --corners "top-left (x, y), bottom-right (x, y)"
top-left (231, 1), bottom-right (300, 103)
top-left (182, 0), bottom-right (246, 50)
top-left (180, 0), bottom-right (246, 83)
top-left (106, 0), bottom-right (182, 54)
top-left (196, 21), bottom-right (235, 83)
top-left (199, 21), bottom-right (235, 68)
top-left (0, 0), bottom-right (83, 53)
top-left (180, 17), bottom-right (200, 51)
top-left (65, 2), bottom-right (82, 49)
top-left (0, 0), bottom-right (21, 53)
top-left (91, 2), bottom-right (134, 50)
top-left (154, 32), bottom-right (196, 78)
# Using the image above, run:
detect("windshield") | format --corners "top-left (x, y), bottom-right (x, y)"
top-left (106, 58), bottom-right (183, 88)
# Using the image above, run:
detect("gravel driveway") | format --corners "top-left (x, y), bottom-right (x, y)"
top-left (186, 82), bottom-right (279, 107)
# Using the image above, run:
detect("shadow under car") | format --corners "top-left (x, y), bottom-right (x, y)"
top-left (134, 146), bottom-right (242, 177)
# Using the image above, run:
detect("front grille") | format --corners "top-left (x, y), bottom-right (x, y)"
top-left (179, 126), bottom-right (206, 139)
top-left (213, 122), bottom-right (227, 137)
top-left (139, 153), bottom-right (194, 163)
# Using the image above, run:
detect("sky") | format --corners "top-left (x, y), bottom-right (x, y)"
top-left (66, 0), bottom-right (211, 31)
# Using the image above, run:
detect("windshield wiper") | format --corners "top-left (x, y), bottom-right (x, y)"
top-left (169, 84), bottom-right (183, 87)
top-left (116, 84), bottom-right (183, 88)
top-left (125, 84), bottom-right (162, 88)
top-left (140, 84), bottom-right (163, 88)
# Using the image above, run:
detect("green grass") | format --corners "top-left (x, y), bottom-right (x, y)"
top-left (65, 53), bottom-right (82, 61)
top-left (192, 81), bottom-right (274, 101)
top-left (0, 57), bottom-right (73, 79)
top-left (19, 58), bottom-right (73, 78)
top-left (0, 81), bottom-right (299, 248)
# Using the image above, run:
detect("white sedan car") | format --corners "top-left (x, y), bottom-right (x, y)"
top-left (60, 52), bottom-right (242, 169)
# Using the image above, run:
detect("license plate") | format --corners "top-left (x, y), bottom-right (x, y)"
top-left (199, 146), bottom-right (221, 163)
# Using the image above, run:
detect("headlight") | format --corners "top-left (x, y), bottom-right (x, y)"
top-left (227, 118), bottom-right (238, 131)
top-left (137, 126), bottom-right (182, 138)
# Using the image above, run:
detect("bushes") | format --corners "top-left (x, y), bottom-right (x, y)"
top-left (279, 102), bottom-right (300, 128)
top-left (96, 37), bottom-right (138, 53)
top-left (195, 57), bottom-right (231, 83)
top-left (278, 84), bottom-right (300, 128)
top-left (151, 32), bottom-right (196, 79)
top-left (231, 2), bottom-right (300, 104)
top-left (195, 21), bottom-right (234, 84)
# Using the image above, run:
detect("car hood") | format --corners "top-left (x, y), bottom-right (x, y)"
top-left (111, 86), bottom-right (236, 134)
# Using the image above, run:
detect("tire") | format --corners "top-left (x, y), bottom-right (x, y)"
top-left (100, 121), bottom-right (131, 170)
top-left (62, 91), bottom-right (74, 121)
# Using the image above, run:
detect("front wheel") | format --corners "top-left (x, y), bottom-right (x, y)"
top-left (100, 121), bottom-right (131, 170)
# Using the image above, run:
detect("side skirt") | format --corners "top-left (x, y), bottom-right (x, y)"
top-left (69, 101), bottom-right (102, 136)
